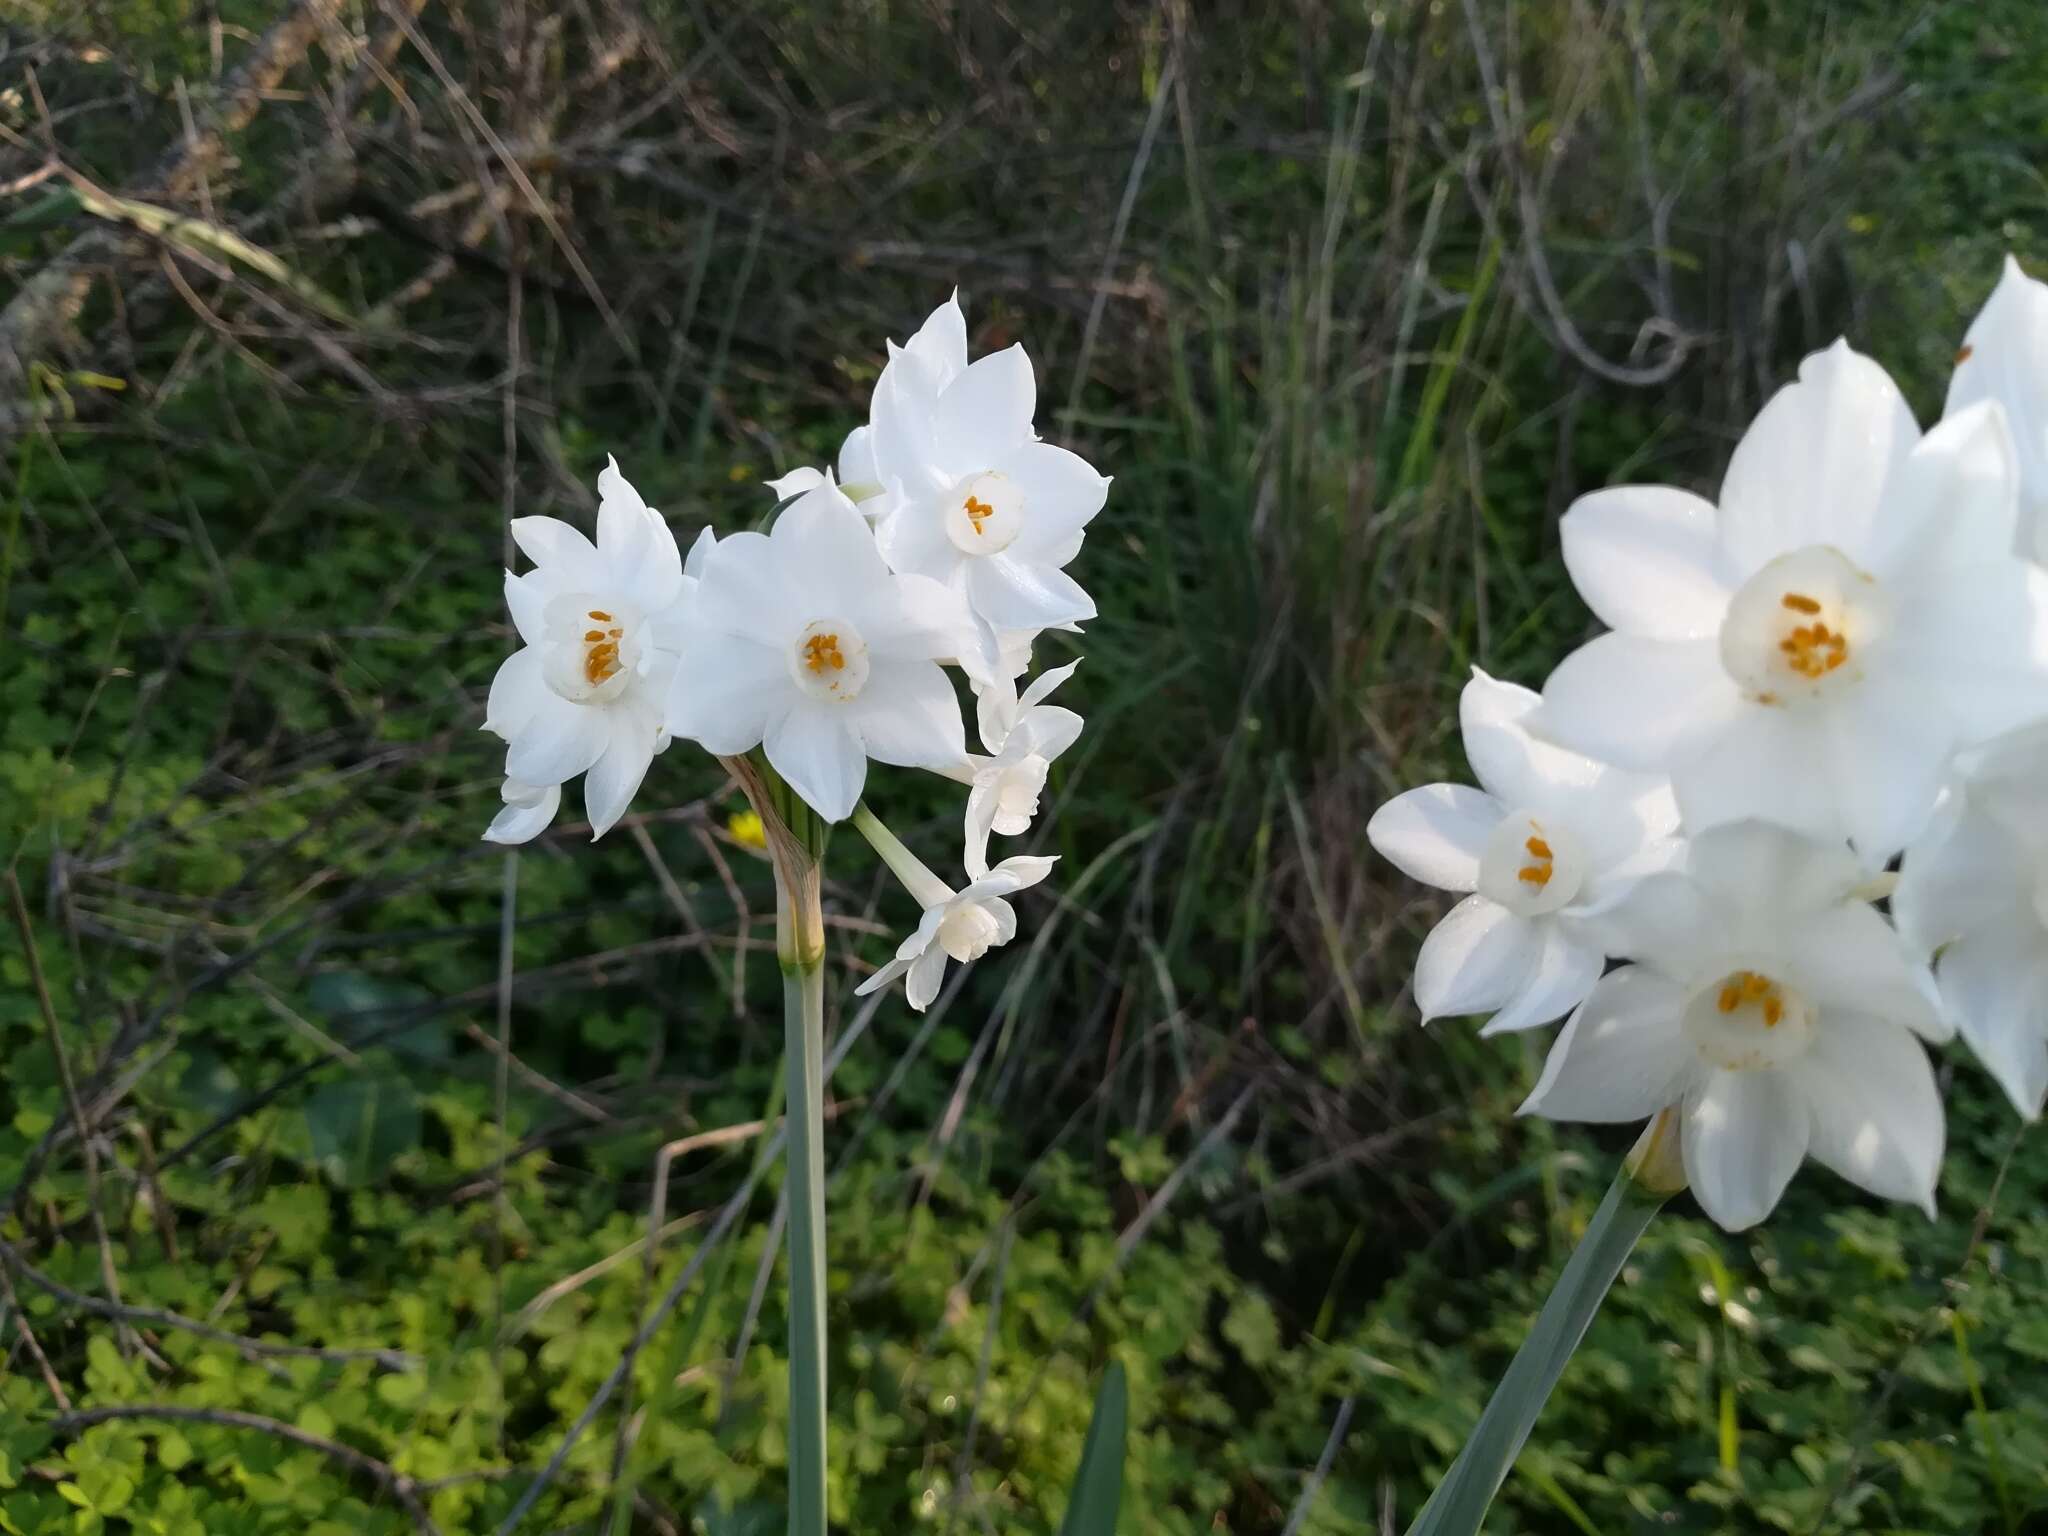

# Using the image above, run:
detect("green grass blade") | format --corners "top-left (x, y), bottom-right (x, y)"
top-left (1407, 1164), bottom-right (1667, 1536)
top-left (1057, 1361), bottom-right (1129, 1536)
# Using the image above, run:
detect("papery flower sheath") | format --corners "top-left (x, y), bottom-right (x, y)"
top-left (1894, 721), bottom-right (2048, 1117)
top-left (870, 296), bottom-right (1108, 633)
top-left (483, 458), bottom-right (690, 840)
top-left (1523, 820), bottom-right (1946, 1231)
top-left (665, 482), bottom-right (973, 822)
top-left (1369, 669), bottom-right (1681, 1033)
top-left (1948, 255), bottom-right (2048, 560)
top-left (1536, 341), bottom-right (2048, 863)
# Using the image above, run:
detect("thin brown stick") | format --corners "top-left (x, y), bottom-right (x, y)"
top-left (0, 1260), bottom-right (70, 1409)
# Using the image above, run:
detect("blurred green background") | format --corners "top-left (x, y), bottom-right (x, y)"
top-left (4, 1), bottom-right (2048, 1531)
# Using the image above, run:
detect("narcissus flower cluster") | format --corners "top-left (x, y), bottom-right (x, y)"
top-left (1371, 256), bottom-right (2048, 1231)
top-left (481, 294), bottom-right (1104, 1008)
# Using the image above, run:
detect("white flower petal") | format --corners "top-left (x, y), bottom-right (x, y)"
top-left (1560, 486), bottom-right (1730, 639)
top-left (1681, 1068), bottom-right (1811, 1231)
top-left (931, 345), bottom-right (1036, 478)
top-left (1479, 924), bottom-right (1605, 1035)
top-left (767, 466), bottom-right (829, 501)
top-left (1884, 558), bottom-right (2048, 744)
top-left (1792, 1015), bottom-right (1943, 1214)
top-left (511, 515), bottom-right (606, 589)
top-left (503, 690), bottom-right (610, 786)
top-left (903, 292), bottom-right (969, 391)
top-left (1779, 903), bottom-right (1945, 1041)
top-left (838, 425), bottom-right (881, 490)
top-left (1674, 706), bottom-right (1843, 849)
top-left (1536, 633), bottom-right (1738, 770)
top-left (859, 572), bottom-right (974, 662)
top-left (1600, 868), bottom-right (1732, 984)
top-left (1518, 966), bottom-right (1693, 1121)
top-left (1016, 704), bottom-right (1083, 763)
top-left (994, 441), bottom-right (1109, 561)
top-left (765, 703), bottom-right (868, 823)
top-left (1946, 255), bottom-right (2048, 557)
top-left (1867, 400), bottom-right (2021, 573)
top-left (622, 516), bottom-right (684, 617)
top-left (1894, 792), bottom-right (2031, 957)
top-left (1716, 340), bottom-right (1920, 576)
top-left (1682, 819), bottom-right (1864, 922)
top-left (772, 483), bottom-right (894, 612)
top-left (483, 780), bottom-right (560, 845)
top-left (665, 631), bottom-right (787, 755)
top-left (870, 363), bottom-right (943, 494)
top-left (1939, 914), bottom-right (2048, 1119)
top-left (1412, 895), bottom-right (1538, 1022)
top-left (905, 943), bottom-right (951, 1010)
top-left (1819, 684), bottom-right (1952, 863)
top-left (854, 661), bottom-right (968, 769)
top-left (583, 712), bottom-right (658, 839)
top-left (874, 494), bottom-right (963, 585)
top-left (596, 456), bottom-right (654, 563)
top-left (1017, 658), bottom-right (1082, 715)
top-left (505, 571), bottom-right (548, 646)
top-left (965, 554), bottom-right (1095, 631)
top-left (485, 646), bottom-right (548, 740)
top-left (687, 529), bottom-right (790, 644)
top-left (1366, 784), bottom-right (1501, 892)
top-left (683, 525), bottom-right (717, 581)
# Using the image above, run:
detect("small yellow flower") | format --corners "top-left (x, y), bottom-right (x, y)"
top-left (727, 809), bottom-right (767, 850)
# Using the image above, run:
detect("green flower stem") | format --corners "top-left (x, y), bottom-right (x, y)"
top-left (777, 861), bottom-right (829, 1536)
top-left (1407, 1110), bottom-right (1683, 1536)
top-left (851, 801), bottom-right (951, 907)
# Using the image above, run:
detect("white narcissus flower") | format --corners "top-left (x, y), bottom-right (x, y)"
top-left (1535, 341), bottom-right (2048, 863)
top-left (1894, 722), bottom-right (2048, 1118)
top-left (484, 458), bottom-right (695, 841)
top-left (1369, 669), bottom-right (1681, 1034)
top-left (666, 482), bottom-right (973, 823)
top-left (1947, 255), bottom-right (2048, 560)
top-left (854, 854), bottom-right (1057, 1011)
top-left (1523, 820), bottom-right (1947, 1231)
top-left (957, 659), bottom-right (1083, 878)
top-left (870, 297), bottom-right (1108, 633)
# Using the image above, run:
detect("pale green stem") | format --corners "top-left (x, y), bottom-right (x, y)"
top-left (778, 866), bottom-right (829, 1536)
top-left (851, 801), bottom-right (953, 908)
top-left (1406, 1110), bottom-right (1682, 1536)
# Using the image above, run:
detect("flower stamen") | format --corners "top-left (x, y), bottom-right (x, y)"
top-left (1716, 970), bottom-right (1785, 1025)
top-left (803, 632), bottom-right (846, 674)
top-left (1517, 831), bottom-right (1554, 888)
top-left (1778, 617), bottom-right (1848, 678)
top-left (963, 494), bottom-right (995, 534)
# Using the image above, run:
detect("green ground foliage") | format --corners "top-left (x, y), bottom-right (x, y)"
top-left (4, 1), bottom-right (2048, 1531)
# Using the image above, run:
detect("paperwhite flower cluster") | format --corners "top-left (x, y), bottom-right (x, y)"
top-left (1371, 256), bottom-right (2048, 1230)
top-left (481, 295), bottom-right (1106, 1009)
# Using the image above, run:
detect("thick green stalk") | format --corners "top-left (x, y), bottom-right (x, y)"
top-left (777, 865), bottom-right (829, 1536)
top-left (1407, 1111), bottom-right (1684, 1536)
